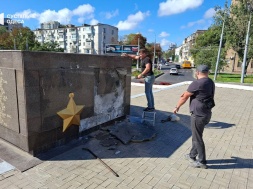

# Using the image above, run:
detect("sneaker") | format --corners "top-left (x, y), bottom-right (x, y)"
top-left (190, 161), bottom-right (208, 169)
top-left (184, 154), bottom-right (196, 163)
top-left (143, 107), bottom-right (155, 112)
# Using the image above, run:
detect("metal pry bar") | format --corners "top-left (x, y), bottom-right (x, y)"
top-left (82, 148), bottom-right (119, 177)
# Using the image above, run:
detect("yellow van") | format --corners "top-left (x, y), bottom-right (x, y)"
top-left (181, 61), bottom-right (191, 69)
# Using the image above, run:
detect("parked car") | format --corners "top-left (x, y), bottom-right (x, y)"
top-left (170, 68), bottom-right (179, 75)
top-left (175, 65), bottom-right (181, 69)
top-left (165, 62), bottom-right (170, 66)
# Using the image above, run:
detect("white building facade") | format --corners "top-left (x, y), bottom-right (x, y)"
top-left (181, 30), bottom-right (206, 66)
top-left (33, 22), bottom-right (118, 55)
top-left (175, 45), bottom-right (182, 63)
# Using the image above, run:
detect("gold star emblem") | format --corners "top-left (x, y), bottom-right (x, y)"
top-left (57, 93), bottom-right (85, 132)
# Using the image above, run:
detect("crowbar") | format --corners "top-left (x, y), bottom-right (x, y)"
top-left (82, 148), bottom-right (119, 177)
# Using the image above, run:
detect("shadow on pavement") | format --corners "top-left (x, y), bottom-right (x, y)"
top-left (206, 121), bottom-right (235, 129)
top-left (35, 105), bottom-right (241, 172)
top-left (207, 157), bottom-right (253, 169)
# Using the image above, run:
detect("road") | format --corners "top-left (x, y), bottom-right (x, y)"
top-left (132, 63), bottom-right (195, 85)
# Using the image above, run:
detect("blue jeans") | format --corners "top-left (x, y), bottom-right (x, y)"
top-left (144, 75), bottom-right (155, 108)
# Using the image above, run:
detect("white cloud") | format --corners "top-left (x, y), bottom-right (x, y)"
top-left (90, 18), bottom-right (99, 25)
top-left (181, 19), bottom-right (205, 29)
top-left (148, 29), bottom-right (154, 32)
top-left (72, 4), bottom-right (94, 16)
top-left (39, 8), bottom-right (72, 24)
top-left (204, 8), bottom-right (216, 19)
top-left (14, 9), bottom-right (39, 19)
top-left (15, 4), bottom-right (96, 25)
top-left (159, 31), bottom-right (170, 37)
top-left (181, 8), bottom-right (216, 29)
top-left (158, 0), bottom-right (204, 17)
top-left (160, 38), bottom-right (172, 48)
top-left (103, 9), bottom-right (119, 19)
top-left (116, 11), bottom-right (150, 30)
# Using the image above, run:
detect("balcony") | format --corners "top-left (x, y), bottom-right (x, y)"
top-left (86, 38), bottom-right (92, 42)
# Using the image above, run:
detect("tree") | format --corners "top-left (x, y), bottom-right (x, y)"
top-left (130, 34), bottom-right (147, 49)
top-left (0, 27), bottom-right (64, 52)
top-left (121, 33), bottom-right (147, 49)
top-left (32, 41), bottom-right (64, 52)
top-left (0, 26), bottom-right (7, 35)
top-left (0, 27), bottom-right (38, 50)
top-left (189, 2), bottom-right (231, 71)
top-left (163, 49), bottom-right (175, 61)
top-left (224, 0), bottom-right (253, 71)
top-left (0, 27), bottom-right (12, 49)
top-left (190, 26), bottom-right (226, 71)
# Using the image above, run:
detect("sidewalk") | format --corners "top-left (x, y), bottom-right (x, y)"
top-left (0, 82), bottom-right (253, 189)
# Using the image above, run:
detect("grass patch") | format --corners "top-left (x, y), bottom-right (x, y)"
top-left (209, 73), bottom-right (253, 83)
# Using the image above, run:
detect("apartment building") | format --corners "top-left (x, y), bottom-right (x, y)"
top-left (33, 21), bottom-right (118, 54)
top-left (181, 30), bottom-right (206, 66)
top-left (175, 45), bottom-right (182, 63)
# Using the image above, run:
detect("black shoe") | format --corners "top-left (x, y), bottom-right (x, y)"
top-left (143, 107), bottom-right (155, 112)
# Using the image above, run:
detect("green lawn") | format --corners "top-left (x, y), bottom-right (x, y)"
top-left (209, 73), bottom-right (253, 83)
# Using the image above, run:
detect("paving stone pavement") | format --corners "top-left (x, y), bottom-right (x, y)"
top-left (0, 82), bottom-right (253, 189)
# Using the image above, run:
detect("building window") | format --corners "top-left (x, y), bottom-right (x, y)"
top-left (83, 42), bottom-right (85, 46)
top-left (112, 30), bottom-right (114, 35)
top-left (83, 35), bottom-right (85, 39)
top-left (237, 62), bottom-right (242, 67)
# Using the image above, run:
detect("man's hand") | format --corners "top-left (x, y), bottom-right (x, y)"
top-left (137, 74), bottom-right (142, 79)
top-left (121, 53), bottom-right (127, 57)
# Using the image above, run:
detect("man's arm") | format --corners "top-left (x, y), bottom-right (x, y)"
top-left (173, 91), bottom-right (193, 114)
top-left (122, 53), bottom-right (139, 60)
top-left (137, 62), bottom-right (151, 79)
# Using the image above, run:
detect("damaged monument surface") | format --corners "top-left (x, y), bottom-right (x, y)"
top-left (0, 51), bottom-right (131, 156)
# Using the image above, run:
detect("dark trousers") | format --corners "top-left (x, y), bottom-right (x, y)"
top-left (190, 113), bottom-right (211, 164)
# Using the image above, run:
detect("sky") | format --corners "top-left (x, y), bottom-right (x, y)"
top-left (1, 0), bottom-right (228, 50)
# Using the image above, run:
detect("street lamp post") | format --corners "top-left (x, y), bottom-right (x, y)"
top-left (137, 37), bottom-right (140, 71)
top-left (214, 21), bottom-right (225, 81)
top-left (241, 2), bottom-right (253, 83)
top-left (153, 34), bottom-right (156, 71)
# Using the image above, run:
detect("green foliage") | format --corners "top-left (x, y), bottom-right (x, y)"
top-left (121, 33), bottom-right (146, 49)
top-left (130, 34), bottom-right (147, 49)
top-left (0, 26), bottom-right (7, 35)
top-left (225, 0), bottom-right (253, 65)
top-left (0, 27), bottom-right (64, 52)
top-left (32, 41), bottom-right (64, 52)
top-left (190, 3), bottom-right (230, 71)
top-left (163, 49), bottom-right (175, 61)
top-left (0, 27), bottom-right (37, 50)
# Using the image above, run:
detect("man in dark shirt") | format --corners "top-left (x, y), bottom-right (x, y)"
top-left (173, 65), bottom-right (215, 169)
top-left (122, 49), bottom-right (155, 111)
